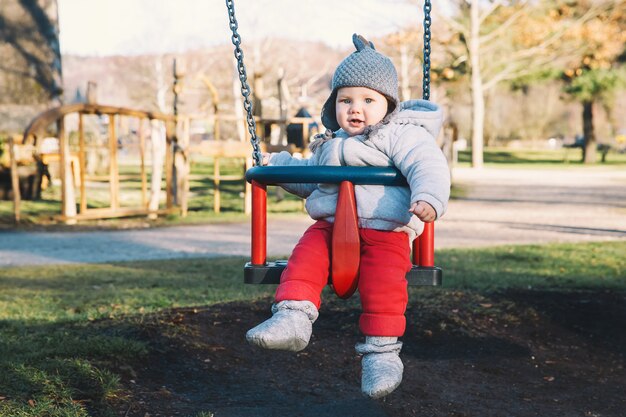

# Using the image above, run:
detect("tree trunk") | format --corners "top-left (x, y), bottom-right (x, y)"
top-left (469, 0), bottom-right (484, 168)
top-left (582, 100), bottom-right (596, 164)
top-left (148, 119), bottom-right (166, 218)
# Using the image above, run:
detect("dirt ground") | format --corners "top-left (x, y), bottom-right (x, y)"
top-left (116, 288), bottom-right (626, 417)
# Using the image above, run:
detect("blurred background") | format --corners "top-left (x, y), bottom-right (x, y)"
top-left (1, 0), bottom-right (625, 224)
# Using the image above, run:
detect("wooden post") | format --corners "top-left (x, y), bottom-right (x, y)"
top-left (8, 135), bottom-right (21, 223)
top-left (108, 114), bottom-right (119, 210)
top-left (59, 117), bottom-right (77, 223)
top-left (214, 112), bottom-right (220, 141)
top-left (59, 118), bottom-right (66, 213)
top-left (165, 122), bottom-right (174, 209)
top-left (139, 118), bottom-right (147, 207)
top-left (78, 113), bottom-right (87, 213)
top-left (86, 81), bottom-right (98, 104)
top-left (180, 116), bottom-right (190, 217)
top-left (148, 119), bottom-right (166, 219)
top-left (200, 76), bottom-right (220, 140)
top-left (213, 157), bottom-right (221, 213)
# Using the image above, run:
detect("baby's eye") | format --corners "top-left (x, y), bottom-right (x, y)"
top-left (365, 98), bottom-right (374, 103)
top-left (340, 98), bottom-right (351, 104)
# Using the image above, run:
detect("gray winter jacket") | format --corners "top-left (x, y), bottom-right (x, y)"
top-left (269, 99), bottom-right (450, 239)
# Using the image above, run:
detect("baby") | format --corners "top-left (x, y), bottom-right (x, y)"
top-left (247, 34), bottom-right (450, 399)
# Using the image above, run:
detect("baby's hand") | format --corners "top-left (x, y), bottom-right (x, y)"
top-left (409, 201), bottom-right (436, 222)
top-left (261, 152), bottom-right (271, 166)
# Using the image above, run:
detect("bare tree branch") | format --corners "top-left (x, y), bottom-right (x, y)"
top-left (436, 11), bottom-right (469, 39)
top-left (478, 0), bottom-right (504, 25)
top-left (480, 3), bottom-right (527, 45)
top-left (480, 1), bottom-right (615, 90)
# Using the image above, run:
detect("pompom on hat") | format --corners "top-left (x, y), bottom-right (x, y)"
top-left (321, 34), bottom-right (399, 132)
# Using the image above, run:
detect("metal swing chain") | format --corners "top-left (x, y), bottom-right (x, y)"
top-left (226, 0), bottom-right (431, 163)
top-left (225, 0), bottom-right (262, 166)
top-left (423, 0), bottom-right (432, 101)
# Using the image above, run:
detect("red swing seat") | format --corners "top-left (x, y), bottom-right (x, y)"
top-left (243, 166), bottom-right (442, 297)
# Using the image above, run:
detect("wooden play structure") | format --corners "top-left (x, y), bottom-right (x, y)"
top-left (8, 103), bottom-right (318, 223)
top-left (13, 103), bottom-right (184, 223)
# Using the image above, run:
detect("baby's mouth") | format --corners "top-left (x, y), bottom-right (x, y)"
top-left (348, 118), bottom-right (364, 127)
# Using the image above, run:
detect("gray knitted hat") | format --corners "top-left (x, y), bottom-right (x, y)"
top-left (321, 33), bottom-right (399, 131)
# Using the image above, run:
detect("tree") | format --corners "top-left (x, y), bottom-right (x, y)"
top-left (559, 1), bottom-right (626, 163)
top-left (0, 0), bottom-right (62, 133)
top-left (0, 0), bottom-right (62, 105)
top-left (381, 30), bottom-right (424, 101)
top-left (438, 0), bottom-right (612, 167)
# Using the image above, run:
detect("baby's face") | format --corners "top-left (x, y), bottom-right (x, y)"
top-left (335, 87), bottom-right (388, 136)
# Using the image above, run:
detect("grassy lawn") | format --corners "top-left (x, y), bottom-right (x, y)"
top-left (0, 240), bottom-right (624, 416)
top-left (456, 147), bottom-right (626, 167)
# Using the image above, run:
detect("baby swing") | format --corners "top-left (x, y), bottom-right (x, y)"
top-left (225, 0), bottom-right (441, 299)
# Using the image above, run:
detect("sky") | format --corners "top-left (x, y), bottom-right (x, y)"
top-left (57, 0), bottom-right (428, 56)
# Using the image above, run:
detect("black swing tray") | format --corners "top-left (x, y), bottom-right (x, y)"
top-left (244, 261), bottom-right (442, 286)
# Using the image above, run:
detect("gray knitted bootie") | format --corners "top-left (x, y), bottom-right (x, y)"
top-left (246, 300), bottom-right (319, 352)
top-left (355, 336), bottom-right (404, 399)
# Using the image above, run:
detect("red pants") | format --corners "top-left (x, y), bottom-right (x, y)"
top-left (275, 220), bottom-right (412, 336)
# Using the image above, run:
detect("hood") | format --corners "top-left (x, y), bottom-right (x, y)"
top-left (392, 99), bottom-right (443, 139)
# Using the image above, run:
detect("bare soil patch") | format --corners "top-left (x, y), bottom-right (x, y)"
top-left (116, 289), bottom-right (626, 417)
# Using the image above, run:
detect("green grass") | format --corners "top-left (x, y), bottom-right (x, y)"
top-left (440, 241), bottom-right (625, 291)
top-left (0, 241), bottom-right (624, 415)
top-left (0, 257), bottom-right (273, 416)
top-left (456, 147), bottom-right (626, 167)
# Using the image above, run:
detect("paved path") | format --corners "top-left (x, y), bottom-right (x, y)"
top-left (1, 167), bottom-right (625, 267)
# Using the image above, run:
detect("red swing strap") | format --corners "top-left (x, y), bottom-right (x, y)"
top-left (413, 222), bottom-right (435, 267)
top-left (331, 181), bottom-right (360, 299)
top-left (251, 180), bottom-right (267, 265)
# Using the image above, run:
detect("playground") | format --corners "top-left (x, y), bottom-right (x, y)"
top-left (1, 0), bottom-right (626, 416)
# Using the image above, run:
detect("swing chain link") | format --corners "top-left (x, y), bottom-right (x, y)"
top-left (225, 0), bottom-right (262, 166)
top-left (423, 0), bottom-right (432, 101)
